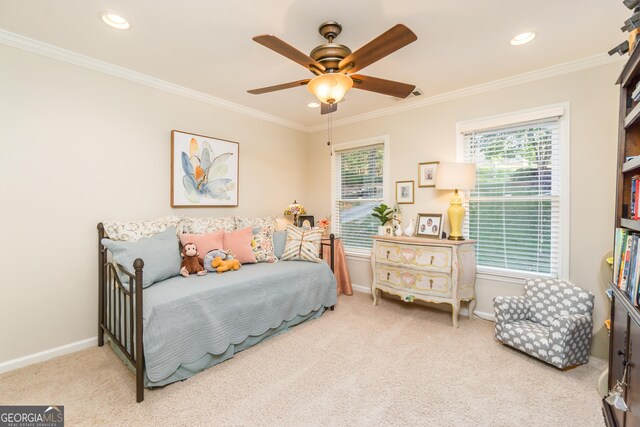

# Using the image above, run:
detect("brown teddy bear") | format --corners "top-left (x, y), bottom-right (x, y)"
top-left (180, 243), bottom-right (207, 277)
top-left (211, 256), bottom-right (241, 273)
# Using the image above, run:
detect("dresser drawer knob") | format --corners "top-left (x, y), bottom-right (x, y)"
top-left (430, 256), bottom-right (435, 264)
top-left (429, 279), bottom-right (433, 288)
top-left (386, 250), bottom-right (390, 259)
top-left (387, 272), bottom-right (390, 281)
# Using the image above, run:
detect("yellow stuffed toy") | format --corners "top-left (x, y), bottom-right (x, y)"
top-left (211, 256), bottom-right (241, 273)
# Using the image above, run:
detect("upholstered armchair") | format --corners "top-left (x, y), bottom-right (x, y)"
top-left (493, 278), bottom-right (594, 369)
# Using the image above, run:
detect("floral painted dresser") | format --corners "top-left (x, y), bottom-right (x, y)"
top-left (371, 235), bottom-right (476, 327)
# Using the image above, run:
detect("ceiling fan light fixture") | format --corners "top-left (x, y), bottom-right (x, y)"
top-left (307, 73), bottom-right (353, 104)
top-left (510, 32), bottom-right (536, 46)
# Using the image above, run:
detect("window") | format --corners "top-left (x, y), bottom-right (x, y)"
top-left (458, 105), bottom-right (569, 279)
top-left (332, 136), bottom-right (389, 253)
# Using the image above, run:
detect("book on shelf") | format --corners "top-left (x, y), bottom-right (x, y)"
top-left (615, 228), bottom-right (629, 282)
top-left (629, 236), bottom-right (639, 299)
top-left (614, 227), bottom-right (640, 306)
top-left (620, 235), bottom-right (632, 292)
top-left (633, 177), bottom-right (636, 220)
top-left (631, 175), bottom-right (640, 220)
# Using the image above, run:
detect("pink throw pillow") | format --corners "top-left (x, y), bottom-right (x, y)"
top-left (224, 227), bottom-right (257, 264)
top-left (179, 230), bottom-right (224, 262)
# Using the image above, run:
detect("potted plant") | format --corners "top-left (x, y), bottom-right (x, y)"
top-left (371, 203), bottom-right (393, 235)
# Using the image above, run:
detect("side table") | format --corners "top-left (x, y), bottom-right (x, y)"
top-left (321, 236), bottom-right (353, 296)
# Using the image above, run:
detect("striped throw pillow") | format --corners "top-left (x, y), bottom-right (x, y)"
top-left (281, 225), bottom-right (323, 262)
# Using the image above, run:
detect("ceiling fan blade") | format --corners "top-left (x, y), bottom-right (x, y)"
top-left (253, 35), bottom-right (325, 73)
top-left (351, 74), bottom-right (415, 98)
top-left (321, 103), bottom-right (338, 115)
top-left (338, 24), bottom-right (417, 74)
top-left (247, 79), bottom-right (311, 94)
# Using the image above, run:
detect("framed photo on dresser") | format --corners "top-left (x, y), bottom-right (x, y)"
top-left (416, 213), bottom-right (443, 238)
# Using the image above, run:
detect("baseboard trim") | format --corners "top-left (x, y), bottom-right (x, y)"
top-left (351, 283), bottom-right (495, 321)
top-left (351, 283), bottom-right (371, 294)
top-left (0, 337), bottom-right (97, 374)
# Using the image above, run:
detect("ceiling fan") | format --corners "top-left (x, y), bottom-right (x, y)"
top-left (248, 21), bottom-right (417, 114)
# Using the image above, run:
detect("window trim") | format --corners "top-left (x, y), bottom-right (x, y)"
top-left (455, 103), bottom-right (570, 281)
top-left (331, 135), bottom-right (391, 255)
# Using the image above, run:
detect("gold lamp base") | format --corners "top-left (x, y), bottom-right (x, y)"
top-left (447, 189), bottom-right (466, 241)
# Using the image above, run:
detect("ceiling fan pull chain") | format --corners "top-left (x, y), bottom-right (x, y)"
top-left (327, 111), bottom-right (331, 155)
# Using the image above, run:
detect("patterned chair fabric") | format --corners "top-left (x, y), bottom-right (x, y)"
top-left (493, 278), bottom-right (594, 369)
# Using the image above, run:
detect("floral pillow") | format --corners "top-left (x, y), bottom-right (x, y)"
top-left (236, 216), bottom-right (277, 230)
top-left (103, 216), bottom-right (183, 242)
top-left (180, 216), bottom-right (236, 234)
top-left (251, 226), bottom-right (276, 263)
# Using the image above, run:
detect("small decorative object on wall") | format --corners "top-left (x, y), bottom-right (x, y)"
top-left (171, 130), bottom-right (239, 207)
top-left (297, 215), bottom-right (315, 228)
top-left (284, 200), bottom-right (307, 226)
top-left (396, 181), bottom-right (415, 204)
top-left (416, 213), bottom-right (443, 238)
top-left (418, 161), bottom-right (439, 188)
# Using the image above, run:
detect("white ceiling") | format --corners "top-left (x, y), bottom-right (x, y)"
top-left (0, 0), bottom-right (631, 128)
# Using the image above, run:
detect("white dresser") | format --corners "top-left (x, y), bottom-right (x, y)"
top-left (371, 236), bottom-right (476, 327)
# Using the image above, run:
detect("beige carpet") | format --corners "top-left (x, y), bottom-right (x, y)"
top-left (0, 292), bottom-right (606, 426)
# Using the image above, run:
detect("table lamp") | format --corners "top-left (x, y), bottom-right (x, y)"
top-left (284, 200), bottom-right (306, 226)
top-left (436, 163), bottom-right (476, 241)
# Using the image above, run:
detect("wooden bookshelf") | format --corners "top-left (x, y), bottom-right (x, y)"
top-left (605, 44), bottom-right (640, 427)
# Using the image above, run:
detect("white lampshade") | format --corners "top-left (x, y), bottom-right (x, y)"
top-left (307, 73), bottom-right (353, 104)
top-left (436, 162), bottom-right (476, 190)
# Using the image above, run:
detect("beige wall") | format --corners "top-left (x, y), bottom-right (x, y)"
top-left (0, 41), bottom-right (622, 365)
top-left (0, 44), bottom-right (308, 363)
top-left (306, 62), bottom-right (621, 355)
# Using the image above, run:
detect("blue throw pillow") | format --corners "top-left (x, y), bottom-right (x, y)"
top-left (102, 226), bottom-right (182, 288)
top-left (273, 230), bottom-right (287, 259)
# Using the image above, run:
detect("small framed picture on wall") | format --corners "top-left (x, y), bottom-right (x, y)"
top-left (416, 213), bottom-right (443, 238)
top-left (396, 180), bottom-right (415, 204)
top-left (418, 161), bottom-right (439, 188)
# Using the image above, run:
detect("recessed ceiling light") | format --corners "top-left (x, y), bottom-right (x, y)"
top-left (510, 32), bottom-right (535, 46)
top-left (100, 11), bottom-right (130, 30)
top-left (307, 102), bottom-right (320, 108)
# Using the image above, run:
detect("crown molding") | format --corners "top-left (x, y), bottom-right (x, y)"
top-left (0, 29), bottom-right (308, 133)
top-left (307, 53), bottom-right (625, 133)
top-left (0, 28), bottom-right (625, 134)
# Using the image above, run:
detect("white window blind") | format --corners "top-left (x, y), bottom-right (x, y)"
top-left (462, 116), bottom-right (562, 277)
top-left (332, 142), bottom-right (385, 252)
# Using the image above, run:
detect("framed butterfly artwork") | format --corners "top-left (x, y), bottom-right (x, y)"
top-left (171, 130), bottom-right (239, 207)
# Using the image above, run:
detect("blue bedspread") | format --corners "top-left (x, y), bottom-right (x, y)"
top-left (142, 260), bottom-right (337, 383)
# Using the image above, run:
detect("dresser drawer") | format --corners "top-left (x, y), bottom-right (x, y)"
top-left (375, 265), bottom-right (452, 298)
top-left (375, 241), bottom-right (452, 273)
